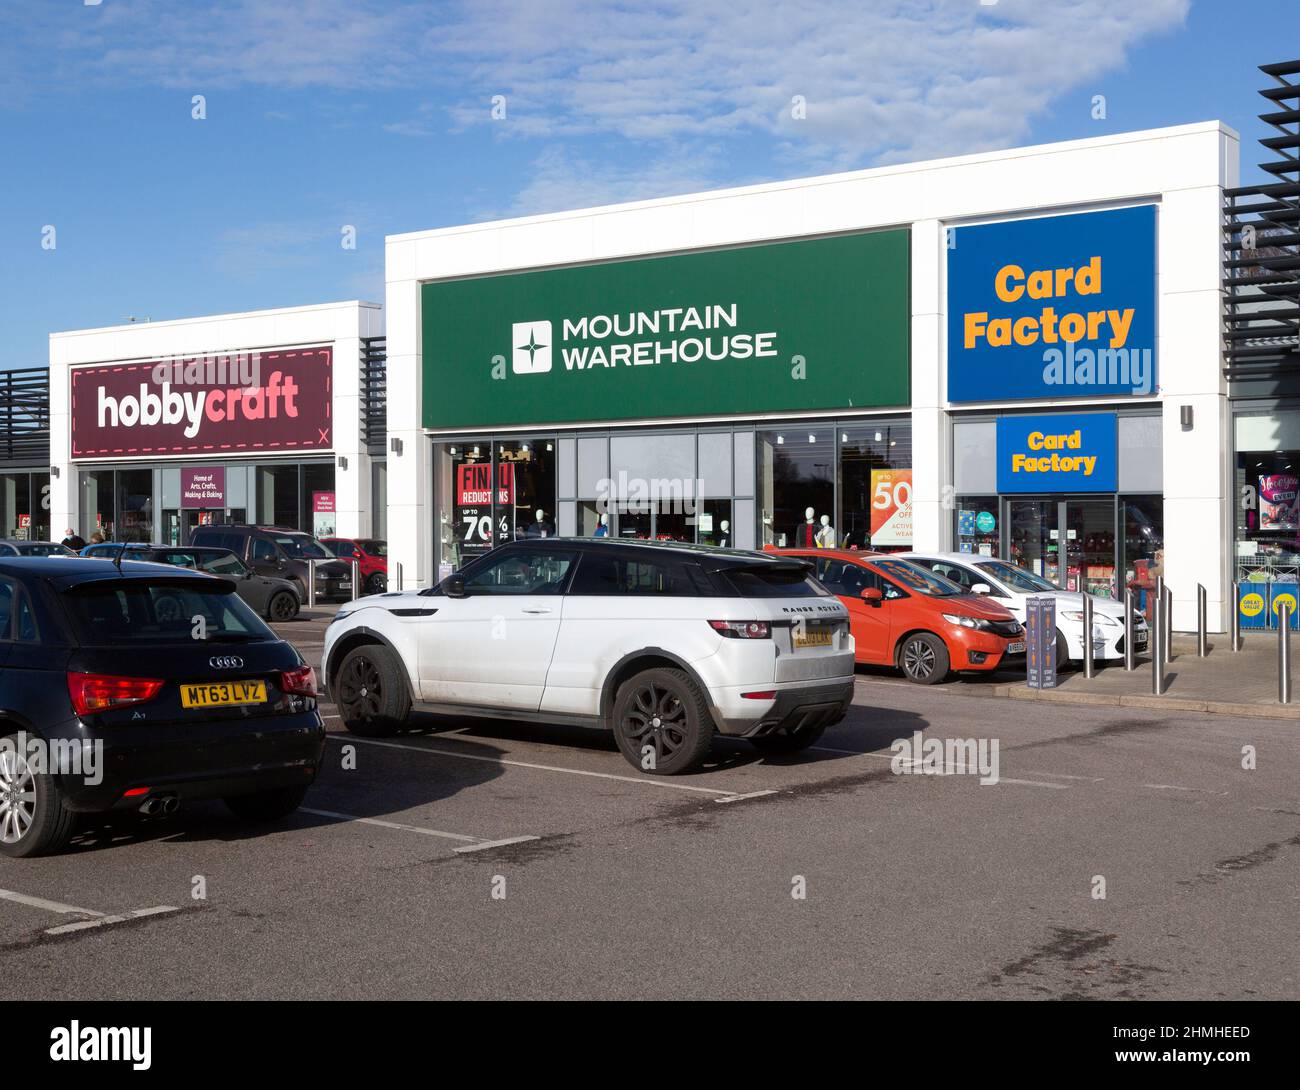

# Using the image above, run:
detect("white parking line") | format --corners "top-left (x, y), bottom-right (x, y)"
top-left (44, 906), bottom-right (180, 936)
top-left (325, 734), bottom-right (743, 798)
top-left (997, 778), bottom-right (1070, 790)
top-left (0, 888), bottom-right (104, 918)
top-left (453, 836), bottom-right (542, 854)
top-left (301, 807), bottom-right (482, 843)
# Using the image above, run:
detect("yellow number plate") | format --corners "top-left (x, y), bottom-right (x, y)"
top-left (794, 628), bottom-right (834, 648)
top-left (180, 680), bottom-right (267, 708)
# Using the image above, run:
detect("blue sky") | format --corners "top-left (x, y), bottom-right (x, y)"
top-left (0, 0), bottom-right (1296, 369)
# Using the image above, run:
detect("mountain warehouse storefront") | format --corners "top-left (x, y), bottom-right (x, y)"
top-left (421, 231), bottom-right (915, 575)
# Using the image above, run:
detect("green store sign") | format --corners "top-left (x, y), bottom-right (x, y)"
top-left (421, 230), bottom-right (910, 429)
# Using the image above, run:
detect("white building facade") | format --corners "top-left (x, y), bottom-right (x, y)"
top-left (385, 121), bottom-right (1236, 630)
top-left (48, 300), bottom-right (383, 545)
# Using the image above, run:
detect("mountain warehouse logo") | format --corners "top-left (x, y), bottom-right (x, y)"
top-left (510, 304), bottom-right (777, 376)
top-left (512, 321), bottom-right (552, 374)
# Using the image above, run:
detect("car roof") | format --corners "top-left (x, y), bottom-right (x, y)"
top-left (898, 551), bottom-right (1011, 564)
top-left (0, 539), bottom-right (66, 546)
top-left (0, 556), bottom-right (224, 585)
top-left (504, 536), bottom-right (811, 568)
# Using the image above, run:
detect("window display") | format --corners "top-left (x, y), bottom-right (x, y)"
top-left (955, 497), bottom-right (998, 556)
top-left (1234, 409), bottom-right (1300, 597)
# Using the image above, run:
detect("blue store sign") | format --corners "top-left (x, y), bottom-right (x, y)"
top-left (996, 412), bottom-right (1118, 493)
top-left (947, 205), bottom-right (1157, 403)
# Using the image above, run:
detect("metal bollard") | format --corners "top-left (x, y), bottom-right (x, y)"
top-left (395, 560), bottom-right (404, 592)
top-left (1082, 594), bottom-right (1095, 679)
top-left (307, 558), bottom-right (316, 608)
top-left (1124, 589), bottom-right (1136, 671)
top-left (1231, 581), bottom-right (1242, 652)
top-left (1197, 583), bottom-right (1207, 658)
top-left (1152, 591), bottom-right (1166, 695)
top-left (1280, 603), bottom-right (1292, 705)
top-left (1169, 586), bottom-right (1176, 663)
top-left (351, 558), bottom-right (360, 601)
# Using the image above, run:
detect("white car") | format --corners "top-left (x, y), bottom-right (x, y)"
top-left (897, 551), bottom-right (1147, 668)
top-left (321, 538), bottom-right (856, 774)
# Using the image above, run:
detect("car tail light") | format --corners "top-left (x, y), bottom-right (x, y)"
top-left (281, 665), bottom-right (317, 697)
top-left (741, 690), bottom-right (777, 700)
top-left (123, 787), bottom-right (151, 798)
top-left (709, 620), bottom-right (771, 639)
top-left (68, 672), bottom-right (165, 716)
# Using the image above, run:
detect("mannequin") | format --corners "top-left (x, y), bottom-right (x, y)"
top-left (716, 519), bottom-right (731, 548)
top-left (526, 508), bottom-right (554, 538)
top-left (593, 512), bottom-right (609, 537)
top-left (815, 514), bottom-right (835, 549)
top-left (796, 506), bottom-right (817, 548)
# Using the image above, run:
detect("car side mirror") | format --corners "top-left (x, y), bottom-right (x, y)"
top-left (971, 583), bottom-right (992, 596)
top-left (444, 573), bottom-right (467, 598)
top-left (862, 587), bottom-right (883, 607)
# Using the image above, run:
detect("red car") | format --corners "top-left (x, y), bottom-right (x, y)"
top-left (322, 538), bottom-right (387, 595)
top-left (775, 549), bottom-right (1024, 684)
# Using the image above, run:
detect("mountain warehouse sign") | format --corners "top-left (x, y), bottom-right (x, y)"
top-left (422, 231), bottom-right (909, 428)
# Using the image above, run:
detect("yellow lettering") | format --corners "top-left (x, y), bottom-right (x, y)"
top-left (964, 311), bottom-right (988, 349)
top-left (994, 265), bottom-right (1024, 303)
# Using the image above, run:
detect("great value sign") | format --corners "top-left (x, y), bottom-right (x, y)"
top-left (996, 412), bottom-right (1117, 493)
top-left (947, 206), bottom-right (1157, 403)
top-left (69, 347), bottom-right (333, 460)
top-left (422, 231), bottom-right (910, 429)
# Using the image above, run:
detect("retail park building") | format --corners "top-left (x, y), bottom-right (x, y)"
top-left (12, 117), bottom-right (1300, 635)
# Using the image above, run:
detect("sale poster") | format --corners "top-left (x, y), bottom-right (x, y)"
top-left (1259, 474), bottom-right (1299, 531)
top-left (870, 469), bottom-right (913, 547)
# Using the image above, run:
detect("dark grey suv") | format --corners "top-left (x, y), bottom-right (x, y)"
top-left (118, 545), bottom-right (303, 621)
top-left (190, 526), bottom-right (352, 602)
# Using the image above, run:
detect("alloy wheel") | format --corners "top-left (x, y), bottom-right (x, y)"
top-left (0, 749), bottom-right (36, 845)
top-left (338, 655), bottom-right (383, 720)
top-left (902, 638), bottom-right (937, 680)
top-left (621, 682), bottom-right (689, 763)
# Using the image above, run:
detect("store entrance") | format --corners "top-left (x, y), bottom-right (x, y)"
top-left (1006, 496), bottom-right (1117, 597)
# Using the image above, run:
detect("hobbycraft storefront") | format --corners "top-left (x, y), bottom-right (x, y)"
top-left (49, 301), bottom-right (382, 544)
top-left (386, 122), bottom-right (1235, 630)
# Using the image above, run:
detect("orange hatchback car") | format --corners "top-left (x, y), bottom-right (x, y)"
top-left (776, 550), bottom-right (1024, 684)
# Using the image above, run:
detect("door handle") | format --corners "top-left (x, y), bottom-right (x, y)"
top-left (521, 607), bottom-right (552, 614)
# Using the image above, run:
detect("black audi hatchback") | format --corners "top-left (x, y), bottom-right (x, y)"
top-left (0, 557), bottom-right (326, 857)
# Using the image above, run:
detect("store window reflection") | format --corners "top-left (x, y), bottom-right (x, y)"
top-left (758, 429), bottom-right (834, 548)
top-left (1122, 496), bottom-right (1163, 617)
top-left (116, 469), bottom-right (153, 542)
top-left (955, 497), bottom-right (999, 556)
top-left (840, 422), bottom-right (912, 551)
top-left (496, 439), bottom-right (556, 542)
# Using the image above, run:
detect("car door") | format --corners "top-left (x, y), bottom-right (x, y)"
top-left (417, 546), bottom-right (578, 711)
top-left (249, 536), bottom-right (282, 579)
top-left (816, 559), bottom-right (892, 664)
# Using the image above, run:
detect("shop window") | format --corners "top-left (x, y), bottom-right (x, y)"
top-left (116, 468), bottom-right (153, 542)
top-left (758, 428), bottom-right (834, 548)
top-left (257, 465), bottom-right (298, 528)
top-left (693, 499), bottom-right (733, 547)
top-left (839, 422), bottom-right (912, 551)
top-left (1121, 496), bottom-right (1163, 616)
top-left (0, 473), bottom-right (33, 539)
top-left (83, 469), bottom-right (116, 539)
top-left (496, 439), bottom-right (556, 542)
top-left (1234, 410), bottom-right (1300, 588)
top-left (955, 496), bottom-right (999, 556)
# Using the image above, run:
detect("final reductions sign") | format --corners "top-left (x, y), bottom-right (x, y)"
top-left (69, 347), bottom-right (333, 459)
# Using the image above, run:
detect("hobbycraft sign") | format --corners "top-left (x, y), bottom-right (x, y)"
top-left (947, 206), bottom-right (1157, 402)
top-left (70, 347), bottom-right (333, 459)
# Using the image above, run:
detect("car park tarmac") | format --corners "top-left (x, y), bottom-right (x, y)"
top-left (0, 605), bottom-right (1296, 1000)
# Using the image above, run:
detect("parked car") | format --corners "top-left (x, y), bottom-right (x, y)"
top-left (117, 545), bottom-right (302, 622)
top-left (0, 557), bottom-right (325, 856)
top-left (775, 548), bottom-right (1023, 683)
top-left (0, 540), bottom-right (77, 557)
top-left (899, 551), bottom-right (1147, 669)
top-left (321, 537), bottom-right (387, 595)
top-left (80, 542), bottom-right (128, 559)
top-left (190, 525), bottom-right (352, 602)
top-left (323, 538), bottom-right (856, 775)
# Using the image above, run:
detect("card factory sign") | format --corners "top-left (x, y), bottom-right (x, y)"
top-left (422, 231), bottom-right (911, 429)
top-left (69, 347), bottom-right (333, 460)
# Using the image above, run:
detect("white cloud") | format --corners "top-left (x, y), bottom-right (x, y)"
top-left (3, 0), bottom-right (1192, 207)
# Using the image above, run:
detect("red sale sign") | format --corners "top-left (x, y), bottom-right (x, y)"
top-left (870, 469), bottom-right (913, 547)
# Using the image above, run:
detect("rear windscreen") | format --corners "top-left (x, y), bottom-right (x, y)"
top-left (717, 566), bottom-right (827, 598)
top-left (64, 582), bottom-right (274, 645)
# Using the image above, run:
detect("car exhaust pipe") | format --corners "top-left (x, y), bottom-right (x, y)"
top-left (138, 794), bottom-right (179, 816)
top-left (160, 796), bottom-right (180, 815)
top-left (138, 797), bottom-right (161, 816)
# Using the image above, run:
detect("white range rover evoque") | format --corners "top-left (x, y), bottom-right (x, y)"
top-left (321, 538), bottom-right (856, 774)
